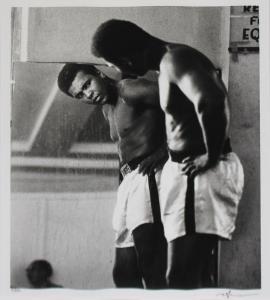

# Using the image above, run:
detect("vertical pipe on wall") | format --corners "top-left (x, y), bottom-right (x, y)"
top-left (20, 7), bottom-right (29, 62)
top-left (216, 7), bottom-right (231, 287)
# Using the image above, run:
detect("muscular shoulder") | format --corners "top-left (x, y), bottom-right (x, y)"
top-left (160, 45), bottom-right (209, 81)
top-left (118, 78), bottom-right (159, 107)
top-left (119, 78), bottom-right (156, 92)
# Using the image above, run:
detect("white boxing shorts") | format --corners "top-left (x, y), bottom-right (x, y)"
top-left (159, 152), bottom-right (244, 242)
top-left (113, 167), bottom-right (162, 248)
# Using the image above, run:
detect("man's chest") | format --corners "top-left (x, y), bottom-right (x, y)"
top-left (104, 101), bottom-right (140, 138)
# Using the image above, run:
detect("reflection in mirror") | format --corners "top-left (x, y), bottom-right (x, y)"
top-left (11, 61), bottom-right (119, 289)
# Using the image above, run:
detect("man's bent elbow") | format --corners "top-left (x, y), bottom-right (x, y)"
top-left (197, 91), bottom-right (227, 115)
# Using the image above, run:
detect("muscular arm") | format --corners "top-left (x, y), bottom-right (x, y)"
top-left (118, 78), bottom-right (160, 107)
top-left (138, 143), bottom-right (168, 175)
top-left (102, 105), bottom-right (119, 143)
top-left (160, 50), bottom-right (229, 170)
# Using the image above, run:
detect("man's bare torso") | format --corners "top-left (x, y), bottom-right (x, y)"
top-left (160, 44), bottom-right (229, 154)
top-left (164, 85), bottom-right (205, 153)
top-left (103, 79), bottom-right (165, 163)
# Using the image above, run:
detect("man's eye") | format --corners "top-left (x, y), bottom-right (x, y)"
top-left (76, 92), bottom-right (83, 99)
top-left (83, 80), bottom-right (91, 90)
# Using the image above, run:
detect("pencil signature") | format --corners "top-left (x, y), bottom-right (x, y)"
top-left (217, 290), bottom-right (232, 298)
top-left (216, 290), bottom-right (259, 298)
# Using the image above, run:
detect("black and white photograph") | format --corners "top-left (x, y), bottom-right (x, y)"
top-left (0, 1), bottom-right (269, 299)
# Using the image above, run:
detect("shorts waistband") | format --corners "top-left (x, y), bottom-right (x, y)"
top-left (120, 154), bottom-right (148, 178)
top-left (169, 138), bottom-right (232, 163)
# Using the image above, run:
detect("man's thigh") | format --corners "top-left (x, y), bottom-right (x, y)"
top-left (113, 247), bottom-right (143, 288)
top-left (132, 223), bottom-right (167, 289)
top-left (167, 233), bottom-right (218, 289)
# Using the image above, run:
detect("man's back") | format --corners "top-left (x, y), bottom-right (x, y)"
top-left (159, 44), bottom-right (230, 162)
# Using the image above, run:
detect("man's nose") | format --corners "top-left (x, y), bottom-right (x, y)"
top-left (83, 88), bottom-right (93, 98)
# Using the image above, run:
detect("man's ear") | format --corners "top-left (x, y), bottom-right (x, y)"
top-left (98, 70), bottom-right (106, 78)
top-left (121, 57), bottom-right (133, 67)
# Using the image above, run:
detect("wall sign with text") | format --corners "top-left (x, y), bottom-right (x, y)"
top-left (230, 5), bottom-right (259, 54)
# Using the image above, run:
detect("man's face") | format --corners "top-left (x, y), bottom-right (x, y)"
top-left (68, 71), bottom-right (109, 105)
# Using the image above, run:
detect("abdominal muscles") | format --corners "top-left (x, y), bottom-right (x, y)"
top-left (166, 113), bottom-right (205, 153)
top-left (118, 110), bottom-right (165, 163)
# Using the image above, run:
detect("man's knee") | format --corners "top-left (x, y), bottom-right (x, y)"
top-left (113, 261), bottom-right (137, 287)
top-left (113, 259), bottom-right (126, 287)
top-left (132, 223), bottom-right (167, 289)
top-left (113, 247), bottom-right (143, 288)
top-left (166, 234), bottom-right (218, 289)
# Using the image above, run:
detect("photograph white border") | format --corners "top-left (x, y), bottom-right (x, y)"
top-left (1, 0), bottom-right (269, 299)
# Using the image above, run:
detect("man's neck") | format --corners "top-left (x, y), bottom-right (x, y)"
top-left (146, 41), bottom-right (168, 71)
top-left (104, 77), bottom-right (118, 105)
